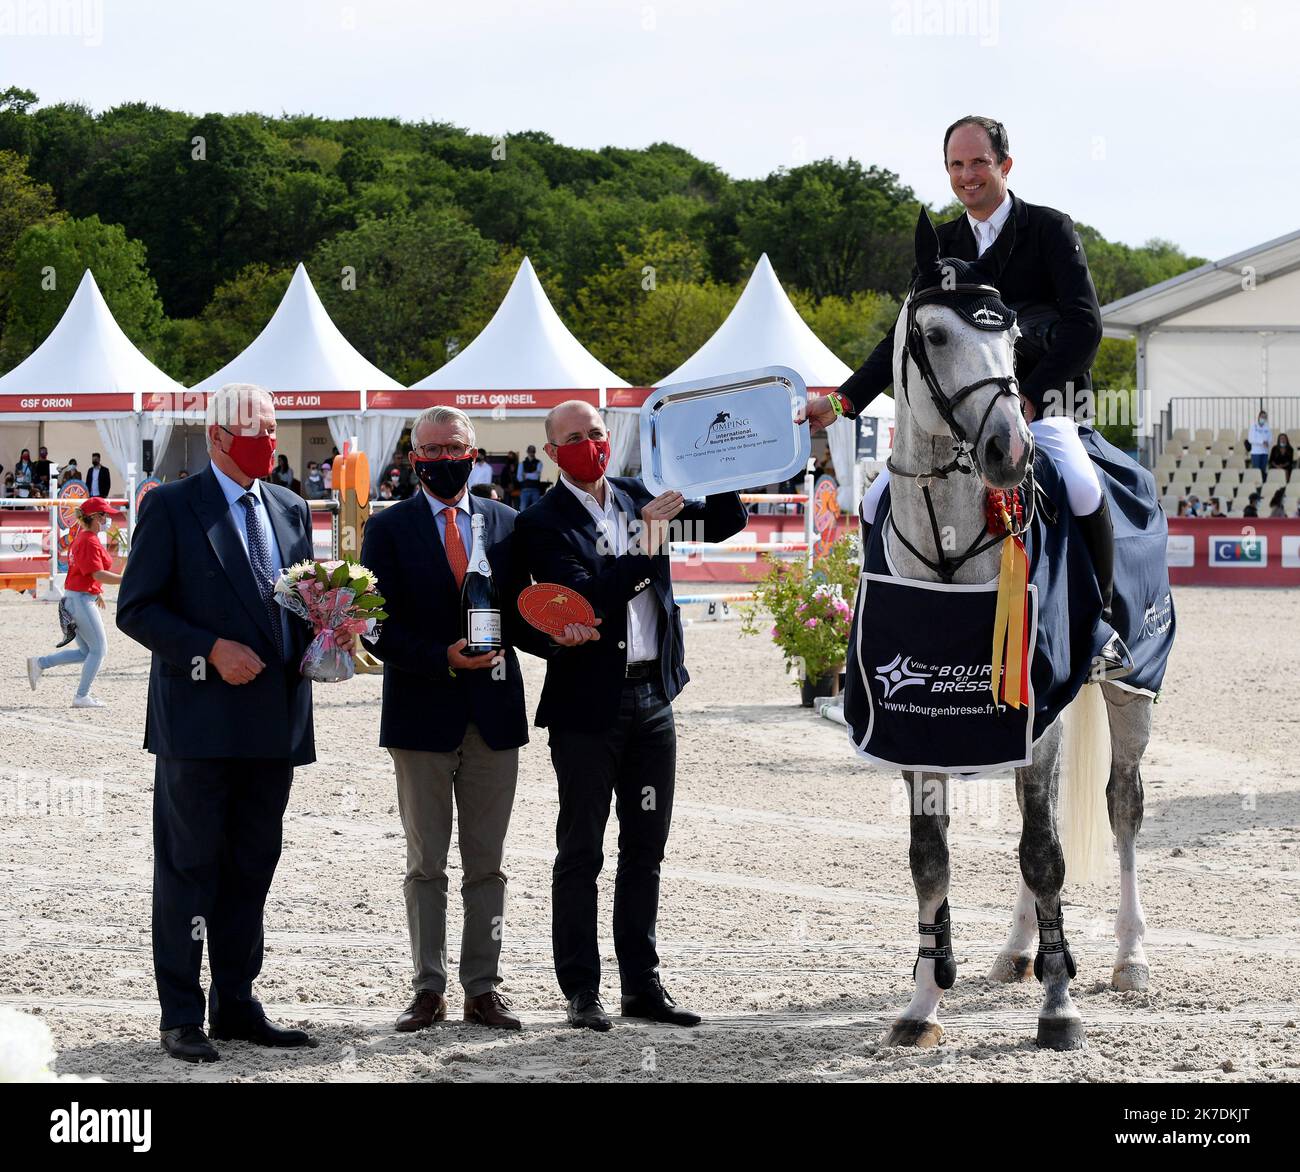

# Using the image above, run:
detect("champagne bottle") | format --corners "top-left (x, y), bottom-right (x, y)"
top-left (461, 512), bottom-right (502, 656)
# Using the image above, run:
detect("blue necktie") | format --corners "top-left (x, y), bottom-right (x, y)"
top-left (239, 492), bottom-right (285, 661)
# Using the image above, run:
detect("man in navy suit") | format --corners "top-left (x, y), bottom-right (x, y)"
top-left (514, 399), bottom-right (747, 1031)
top-left (117, 383), bottom-right (319, 1063)
top-left (361, 405), bottom-right (596, 1034)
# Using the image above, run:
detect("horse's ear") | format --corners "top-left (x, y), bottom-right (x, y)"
top-left (914, 207), bottom-right (940, 270)
top-left (973, 213), bottom-right (1017, 286)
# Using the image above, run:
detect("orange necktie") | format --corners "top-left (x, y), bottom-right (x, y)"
top-left (443, 507), bottom-right (468, 588)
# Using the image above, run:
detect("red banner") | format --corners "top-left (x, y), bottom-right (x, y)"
top-left (1166, 517), bottom-right (1300, 586)
top-left (0, 393), bottom-right (134, 413)
top-left (139, 390), bottom-right (363, 413)
top-left (366, 388), bottom-right (601, 413)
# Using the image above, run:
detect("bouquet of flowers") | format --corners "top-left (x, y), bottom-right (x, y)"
top-left (274, 559), bottom-right (387, 683)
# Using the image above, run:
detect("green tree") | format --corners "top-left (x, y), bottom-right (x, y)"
top-left (792, 288), bottom-right (900, 373)
top-left (311, 208), bottom-right (497, 384)
top-left (572, 230), bottom-right (733, 385)
top-left (154, 263), bottom-right (293, 385)
top-left (0, 215), bottom-right (163, 369)
top-left (739, 160), bottom-right (922, 300)
top-left (0, 150), bottom-right (63, 325)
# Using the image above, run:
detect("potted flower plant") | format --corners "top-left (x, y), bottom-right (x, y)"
top-left (740, 532), bottom-right (860, 706)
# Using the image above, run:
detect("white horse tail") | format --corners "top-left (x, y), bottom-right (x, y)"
top-left (1058, 681), bottom-right (1112, 886)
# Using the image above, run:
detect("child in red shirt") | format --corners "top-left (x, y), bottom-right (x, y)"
top-left (28, 497), bottom-right (125, 708)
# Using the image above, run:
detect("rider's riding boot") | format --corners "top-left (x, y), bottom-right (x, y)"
top-left (1076, 497), bottom-right (1115, 624)
top-left (1076, 497), bottom-right (1131, 679)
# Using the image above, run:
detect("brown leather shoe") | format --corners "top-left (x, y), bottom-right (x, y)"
top-left (464, 990), bottom-right (521, 1030)
top-left (395, 989), bottom-right (447, 1032)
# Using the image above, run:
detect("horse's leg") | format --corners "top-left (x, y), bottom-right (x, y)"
top-left (886, 771), bottom-right (954, 1048)
top-left (1016, 721), bottom-right (1085, 1050)
top-left (988, 874), bottom-right (1037, 983)
top-left (1102, 683), bottom-right (1153, 992)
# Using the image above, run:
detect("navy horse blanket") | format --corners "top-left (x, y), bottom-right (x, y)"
top-left (845, 426), bottom-right (1174, 774)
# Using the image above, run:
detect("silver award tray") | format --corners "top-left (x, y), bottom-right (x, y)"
top-left (639, 365), bottom-right (811, 496)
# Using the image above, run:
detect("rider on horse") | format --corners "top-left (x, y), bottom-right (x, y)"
top-left (805, 115), bottom-right (1124, 672)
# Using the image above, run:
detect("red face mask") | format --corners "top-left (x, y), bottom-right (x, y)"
top-left (553, 437), bottom-right (610, 483)
top-left (221, 429), bottom-right (276, 480)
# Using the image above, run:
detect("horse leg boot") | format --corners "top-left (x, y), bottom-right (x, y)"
top-left (1016, 724), bottom-right (1085, 1051)
top-left (1076, 498), bottom-right (1130, 679)
top-left (886, 772), bottom-right (952, 1048)
top-left (988, 875), bottom-right (1037, 983)
top-left (1103, 684), bottom-right (1153, 991)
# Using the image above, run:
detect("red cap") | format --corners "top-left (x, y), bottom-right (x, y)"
top-left (81, 496), bottom-right (126, 519)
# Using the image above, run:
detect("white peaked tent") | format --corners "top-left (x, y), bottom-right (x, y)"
top-left (391, 257), bottom-right (636, 471)
top-left (0, 269), bottom-right (183, 482)
top-left (194, 263), bottom-right (404, 486)
top-left (657, 253), bottom-right (894, 509)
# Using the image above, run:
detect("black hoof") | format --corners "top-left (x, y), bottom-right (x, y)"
top-left (1036, 1015), bottom-right (1085, 1051)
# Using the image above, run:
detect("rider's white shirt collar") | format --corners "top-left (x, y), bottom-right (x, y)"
top-left (967, 191), bottom-right (1013, 256)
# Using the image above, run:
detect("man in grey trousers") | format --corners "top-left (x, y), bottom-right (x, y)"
top-left (360, 407), bottom-right (596, 1031)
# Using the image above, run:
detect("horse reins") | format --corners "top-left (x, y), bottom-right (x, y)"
top-left (886, 281), bottom-right (1035, 583)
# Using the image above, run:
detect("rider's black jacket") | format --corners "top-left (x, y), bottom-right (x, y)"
top-left (839, 191), bottom-right (1103, 419)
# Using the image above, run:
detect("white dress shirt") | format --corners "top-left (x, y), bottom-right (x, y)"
top-left (421, 486), bottom-right (473, 551)
top-left (561, 476), bottom-right (660, 662)
top-left (967, 190), bottom-right (1013, 256)
top-left (467, 460), bottom-right (494, 488)
top-left (210, 462), bottom-right (291, 651)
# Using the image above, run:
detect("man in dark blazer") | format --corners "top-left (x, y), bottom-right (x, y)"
top-left (117, 382), bottom-right (319, 1063)
top-left (807, 115), bottom-right (1119, 646)
top-left (514, 399), bottom-right (747, 1031)
top-left (85, 452), bottom-right (111, 498)
top-left (361, 405), bottom-right (595, 1035)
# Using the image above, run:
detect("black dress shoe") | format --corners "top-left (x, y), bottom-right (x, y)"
top-left (566, 991), bottom-right (612, 1032)
top-left (621, 976), bottom-right (701, 1027)
top-left (211, 1016), bottom-right (318, 1048)
top-left (160, 1025), bottom-right (219, 1063)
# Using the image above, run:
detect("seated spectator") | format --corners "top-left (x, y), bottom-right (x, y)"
top-left (1269, 433), bottom-right (1294, 479)
top-left (303, 461), bottom-right (327, 499)
top-left (1268, 487), bottom-right (1287, 518)
top-left (2, 473), bottom-right (13, 497)
top-left (14, 449), bottom-right (34, 495)
top-left (1242, 491), bottom-right (1262, 518)
top-left (1207, 496), bottom-right (1224, 518)
top-left (1185, 493), bottom-right (1202, 517)
top-left (1175, 499), bottom-right (1187, 516)
top-left (377, 480), bottom-right (395, 501)
top-left (383, 465), bottom-right (411, 500)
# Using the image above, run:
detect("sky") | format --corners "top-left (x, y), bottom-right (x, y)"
top-left (1, 0), bottom-right (1296, 261)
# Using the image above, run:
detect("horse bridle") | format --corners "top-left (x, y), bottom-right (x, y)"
top-left (885, 282), bottom-right (1036, 583)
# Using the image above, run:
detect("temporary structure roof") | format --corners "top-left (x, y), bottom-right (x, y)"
top-left (1099, 229), bottom-right (1300, 438)
top-left (379, 256), bottom-right (628, 416)
top-left (0, 269), bottom-right (184, 419)
top-left (191, 263), bottom-right (401, 416)
top-left (1100, 228), bottom-right (1300, 336)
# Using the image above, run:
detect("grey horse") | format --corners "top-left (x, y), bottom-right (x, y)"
top-left (868, 214), bottom-right (1155, 1051)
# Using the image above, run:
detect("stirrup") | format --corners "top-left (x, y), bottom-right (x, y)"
top-left (1033, 905), bottom-right (1077, 982)
top-left (912, 899), bottom-right (957, 989)
top-left (1091, 630), bottom-right (1134, 682)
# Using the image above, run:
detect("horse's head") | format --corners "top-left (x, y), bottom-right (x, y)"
top-left (895, 209), bottom-right (1032, 491)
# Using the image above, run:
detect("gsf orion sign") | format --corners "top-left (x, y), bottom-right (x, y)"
top-left (1209, 533), bottom-right (1267, 567)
